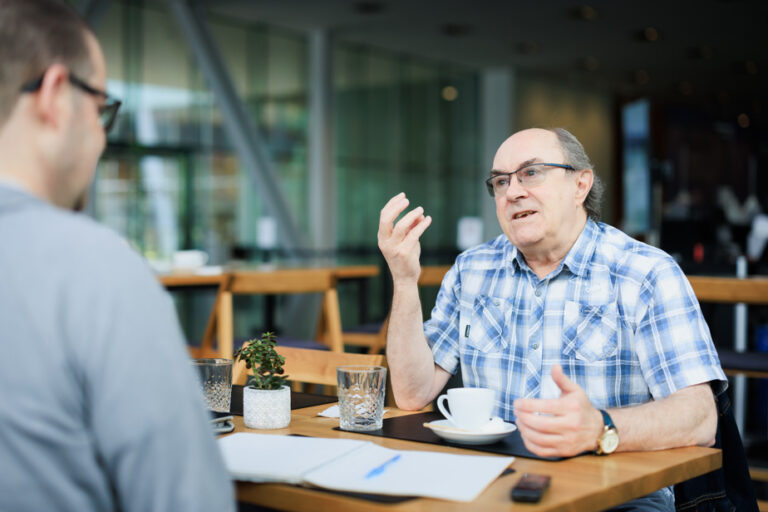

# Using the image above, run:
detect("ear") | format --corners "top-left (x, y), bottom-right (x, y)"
top-left (31, 64), bottom-right (71, 130)
top-left (574, 168), bottom-right (594, 205)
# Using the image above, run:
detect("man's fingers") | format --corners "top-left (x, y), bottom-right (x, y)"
top-left (516, 426), bottom-right (563, 457)
top-left (391, 206), bottom-right (425, 239)
top-left (403, 215), bottom-right (432, 245)
top-left (513, 397), bottom-right (563, 416)
top-left (515, 410), bottom-right (567, 435)
top-left (517, 419), bottom-right (584, 458)
top-left (551, 364), bottom-right (580, 394)
top-left (378, 193), bottom-right (408, 238)
top-left (517, 423), bottom-right (563, 447)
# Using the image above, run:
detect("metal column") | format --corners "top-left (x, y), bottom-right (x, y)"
top-left (163, 0), bottom-right (305, 256)
top-left (734, 255), bottom-right (748, 435)
top-left (308, 29), bottom-right (336, 257)
top-left (479, 67), bottom-right (514, 240)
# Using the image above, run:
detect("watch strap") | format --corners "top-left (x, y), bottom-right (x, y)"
top-left (599, 409), bottom-right (615, 430)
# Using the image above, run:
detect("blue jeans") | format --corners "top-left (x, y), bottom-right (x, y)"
top-left (605, 488), bottom-right (674, 511)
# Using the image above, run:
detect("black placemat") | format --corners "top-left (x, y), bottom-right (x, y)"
top-left (227, 386), bottom-right (337, 416)
top-left (335, 411), bottom-right (567, 461)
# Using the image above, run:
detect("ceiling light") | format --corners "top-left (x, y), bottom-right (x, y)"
top-left (582, 57), bottom-right (599, 71)
top-left (642, 27), bottom-right (659, 42)
top-left (570, 5), bottom-right (597, 21)
top-left (442, 86), bottom-right (458, 101)
top-left (737, 113), bottom-right (750, 128)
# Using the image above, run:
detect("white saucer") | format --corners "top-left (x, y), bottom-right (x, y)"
top-left (424, 419), bottom-right (517, 445)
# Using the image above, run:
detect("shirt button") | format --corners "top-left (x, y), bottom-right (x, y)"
top-left (535, 289), bottom-right (542, 297)
top-left (531, 342), bottom-right (539, 350)
top-left (494, 300), bottom-right (500, 306)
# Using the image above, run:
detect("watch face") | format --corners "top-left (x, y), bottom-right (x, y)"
top-left (601, 429), bottom-right (619, 454)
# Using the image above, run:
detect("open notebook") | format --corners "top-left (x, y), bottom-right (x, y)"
top-left (218, 433), bottom-right (513, 503)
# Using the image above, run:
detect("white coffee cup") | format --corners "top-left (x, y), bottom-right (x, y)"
top-left (172, 250), bottom-right (209, 270)
top-left (436, 387), bottom-right (496, 430)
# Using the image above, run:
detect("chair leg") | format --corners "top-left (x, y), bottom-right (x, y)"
top-left (217, 291), bottom-right (234, 359)
top-left (322, 289), bottom-right (344, 352)
top-left (368, 317), bottom-right (389, 354)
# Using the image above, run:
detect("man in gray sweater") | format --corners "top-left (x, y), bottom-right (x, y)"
top-left (0, 1), bottom-right (234, 510)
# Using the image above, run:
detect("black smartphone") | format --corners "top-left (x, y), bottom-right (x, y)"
top-left (510, 473), bottom-right (551, 503)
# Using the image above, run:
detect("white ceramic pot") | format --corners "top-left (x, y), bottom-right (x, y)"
top-left (243, 385), bottom-right (291, 429)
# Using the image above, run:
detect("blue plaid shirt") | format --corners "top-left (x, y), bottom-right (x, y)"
top-left (424, 219), bottom-right (726, 421)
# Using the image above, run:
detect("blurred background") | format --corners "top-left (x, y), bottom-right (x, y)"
top-left (72, 0), bottom-right (767, 492)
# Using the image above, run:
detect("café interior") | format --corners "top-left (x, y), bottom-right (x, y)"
top-left (74, 0), bottom-right (768, 509)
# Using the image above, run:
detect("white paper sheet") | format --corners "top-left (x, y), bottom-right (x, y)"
top-left (304, 442), bottom-right (512, 502)
top-left (218, 433), bottom-right (365, 484)
top-left (218, 433), bottom-right (513, 502)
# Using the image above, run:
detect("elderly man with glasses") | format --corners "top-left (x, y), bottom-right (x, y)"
top-left (0, 1), bottom-right (234, 511)
top-left (378, 127), bottom-right (727, 510)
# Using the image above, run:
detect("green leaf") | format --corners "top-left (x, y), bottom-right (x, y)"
top-left (238, 332), bottom-right (288, 390)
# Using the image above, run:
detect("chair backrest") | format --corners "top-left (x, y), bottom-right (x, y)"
top-left (686, 276), bottom-right (768, 305)
top-left (342, 265), bottom-right (451, 355)
top-left (233, 346), bottom-right (387, 387)
top-left (229, 268), bottom-right (337, 295)
top-left (418, 265), bottom-right (451, 287)
top-left (218, 268), bottom-right (344, 358)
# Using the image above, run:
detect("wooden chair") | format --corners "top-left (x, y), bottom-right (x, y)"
top-left (233, 346), bottom-right (385, 387)
top-left (217, 268), bottom-right (344, 359)
top-left (159, 272), bottom-right (233, 359)
top-left (687, 276), bottom-right (768, 379)
top-left (233, 346), bottom-right (393, 405)
top-left (686, 275), bottom-right (768, 508)
top-left (341, 265), bottom-right (452, 354)
top-left (418, 265), bottom-right (451, 287)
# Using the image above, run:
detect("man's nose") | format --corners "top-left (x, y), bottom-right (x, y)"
top-left (505, 176), bottom-right (528, 200)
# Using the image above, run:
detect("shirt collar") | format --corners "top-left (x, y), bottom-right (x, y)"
top-left (502, 218), bottom-right (599, 278)
top-left (503, 239), bottom-right (523, 274)
top-left (562, 218), bottom-right (599, 278)
top-left (0, 176), bottom-right (31, 194)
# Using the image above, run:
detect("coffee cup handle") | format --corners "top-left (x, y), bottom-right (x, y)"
top-left (436, 394), bottom-right (454, 425)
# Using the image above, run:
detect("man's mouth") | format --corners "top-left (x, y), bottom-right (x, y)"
top-left (512, 210), bottom-right (536, 220)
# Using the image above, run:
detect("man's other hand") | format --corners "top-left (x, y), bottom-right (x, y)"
top-left (378, 193), bottom-right (432, 285)
top-left (513, 364), bottom-right (604, 457)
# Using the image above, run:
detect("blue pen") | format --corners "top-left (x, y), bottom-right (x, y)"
top-left (364, 453), bottom-right (402, 479)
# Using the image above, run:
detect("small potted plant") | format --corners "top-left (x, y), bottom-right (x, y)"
top-left (234, 332), bottom-right (291, 429)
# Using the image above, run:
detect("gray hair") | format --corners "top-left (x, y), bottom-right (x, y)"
top-left (549, 127), bottom-right (603, 221)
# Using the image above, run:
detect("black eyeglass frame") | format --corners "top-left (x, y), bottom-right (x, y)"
top-left (19, 72), bottom-right (122, 133)
top-left (485, 162), bottom-right (576, 197)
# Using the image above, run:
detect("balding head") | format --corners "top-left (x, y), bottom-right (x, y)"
top-left (493, 127), bottom-right (602, 221)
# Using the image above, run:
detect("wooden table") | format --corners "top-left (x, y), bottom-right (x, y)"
top-left (228, 405), bottom-right (721, 511)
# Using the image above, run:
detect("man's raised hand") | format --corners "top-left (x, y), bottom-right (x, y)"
top-left (378, 192), bottom-right (432, 285)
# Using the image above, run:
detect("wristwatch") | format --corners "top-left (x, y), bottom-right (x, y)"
top-left (595, 409), bottom-right (619, 455)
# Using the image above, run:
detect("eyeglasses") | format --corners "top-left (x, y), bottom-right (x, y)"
top-left (19, 72), bottom-right (122, 133)
top-left (485, 162), bottom-right (575, 197)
